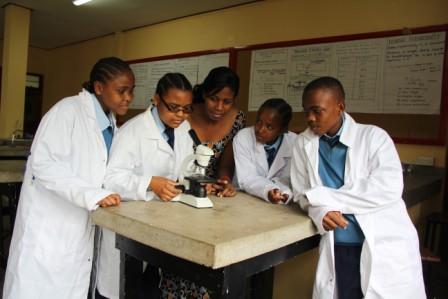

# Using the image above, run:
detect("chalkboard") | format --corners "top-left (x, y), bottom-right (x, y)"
top-left (234, 25), bottom-right (448, 145)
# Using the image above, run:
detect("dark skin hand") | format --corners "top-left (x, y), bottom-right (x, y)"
top-left (267, 189), bottom-right (289, 204)
top-left (150, 176), bottom-right (182, 201)
top-left (322, 211), bottom-right (349, 231)
top-left (216, 143), bottom-right (236, 184)
top-left (207, 178), bottom-right (237, 197)
top-left (97, 193), bottom-right (121, 207)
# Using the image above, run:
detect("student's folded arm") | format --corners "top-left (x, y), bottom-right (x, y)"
top-left (290, 141), bottom-right (339, 234)
top-left (233, 135), bottom-right (277, 201)
top-left (290, 140), bottom-right (313, 208)
top-left (30, 104), bottom-right (112, 211)
top-left (104, 130), bottom-right (153, 201)
top-left (306, 129), bottom-right (403, 215)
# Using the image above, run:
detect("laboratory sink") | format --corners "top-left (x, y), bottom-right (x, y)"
top-left (0, 139), bottom-right (31, 159)
top-left (0, 139), bottom-right (32, 147)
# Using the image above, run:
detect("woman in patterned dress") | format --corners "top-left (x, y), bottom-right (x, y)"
top-left (189, 66), bottom-right (245, 196)
top-left (160, 66), bottom-right (245, 299)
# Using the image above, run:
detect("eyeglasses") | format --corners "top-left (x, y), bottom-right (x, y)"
top-left (158, 96), bottom-right (193, 114)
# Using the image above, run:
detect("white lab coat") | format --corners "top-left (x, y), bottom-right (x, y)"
top-left (3, 89), bottom-right (115, 299)
top-left (96, 106), bottom-right (194, 299)
top-left (233, 127), bottom-right (296, 202)
top-left (291, 113), bottom-right (425, 299)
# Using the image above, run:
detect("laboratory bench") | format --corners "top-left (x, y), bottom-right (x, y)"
top-left (92, 192), bottom-right (319, 298)
top-left (92, 164), bottom-right (445, 298)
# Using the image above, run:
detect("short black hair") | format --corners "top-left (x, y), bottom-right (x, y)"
top-left (83, 57), bottom-right (132, 93)
top-left (302, 76), bottom-right (345, 102)
top-left (258, 98), bottom-right (292, 129)
top-left (155, 73), bottom-right (192, 98)
top-left (193, 67), bottom-right (239, 103)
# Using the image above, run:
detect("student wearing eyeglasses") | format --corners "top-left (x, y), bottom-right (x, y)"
top-left (95, 73), bottom-right (195, 299)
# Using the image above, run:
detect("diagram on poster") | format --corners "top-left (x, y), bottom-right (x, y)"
top-left (248, 32), bottom-right (445, 114)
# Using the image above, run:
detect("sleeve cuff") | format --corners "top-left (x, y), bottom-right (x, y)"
top-left (86, 189), bottom-right (114, 211)
top-left (308, 205), bottom-right (334, 235)
top-left (137, 175), bottom-right (152, 200)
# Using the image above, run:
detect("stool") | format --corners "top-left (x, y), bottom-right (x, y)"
top-left (424, 212), bottom-right (448, 256)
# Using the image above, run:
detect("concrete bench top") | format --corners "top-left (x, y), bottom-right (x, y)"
top-left (92, 192), bottom-right (317, 269)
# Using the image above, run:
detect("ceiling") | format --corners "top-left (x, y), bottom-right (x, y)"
top-left (0, 0), bottom-right (258, 49)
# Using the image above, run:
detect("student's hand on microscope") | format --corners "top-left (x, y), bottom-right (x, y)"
top-left (150, 176), bottom-right (182, 201)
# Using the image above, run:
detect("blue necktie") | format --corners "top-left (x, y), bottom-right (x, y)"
top-left (164, 127), bottom-right (174, 149)
top-left (102, 125), bottom-right (113, 154)
top-left (265, 147), bottom-right (276, 168)
top-left (321, 135), bottom-right (340, 147)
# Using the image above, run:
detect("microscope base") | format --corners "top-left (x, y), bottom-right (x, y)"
top-left (172, 194), bottom-right (213, 208)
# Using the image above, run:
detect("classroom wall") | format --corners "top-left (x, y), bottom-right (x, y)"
top-left (0, 42), bottom-right (49, 137)
top-left (14, 1), bottom-right (448, 298)
top-left (41, 34), bottom-right (118, 113)
top-left (40, 0), bottom-right (448, 166)
top-left (0, 43), bottom-right (49, 76)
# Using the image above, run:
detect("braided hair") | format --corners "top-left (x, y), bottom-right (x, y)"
top-left (83, 57), bottom-right (132, 93)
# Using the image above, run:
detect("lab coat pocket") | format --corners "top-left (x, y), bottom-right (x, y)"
top-left (374, 240), bottom-right (413, 288)
top-left (35, 219), bottom-right (88, 271)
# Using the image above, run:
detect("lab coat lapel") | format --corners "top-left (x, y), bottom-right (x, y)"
top-left (303, 129), bottom-right (320, 185)
top-left (339, 112), bottom-right (356, 149)
top-left (254, 141), bottom-right (269, 175)
top-left (78, 89), bottom-right (108, 159)
top-left (268, 136), bottom-right (289, 177)
top-left (143, 106), bottom-right (173, 155)
top-left (339, 112), bottom-right (356, 185)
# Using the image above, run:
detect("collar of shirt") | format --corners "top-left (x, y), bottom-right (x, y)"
top-left (264, 133), bottom-right (283, 152)
top-left (92, 93), bottom-right (113, 131)
top-left (151, 106), bottom-right (169, 141)
top-left (321, 114), bottom-right (345, 143)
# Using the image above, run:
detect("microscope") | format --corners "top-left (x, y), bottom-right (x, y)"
top-left (172, 142), bottom-right (216, 208)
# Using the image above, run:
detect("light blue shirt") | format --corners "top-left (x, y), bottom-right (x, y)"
top-left (263, 133), bottom-right (283, 152)
top-left (318, 116), bottom-right (364, 245)
top-left (151, 107), bottom-right (170, 142)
